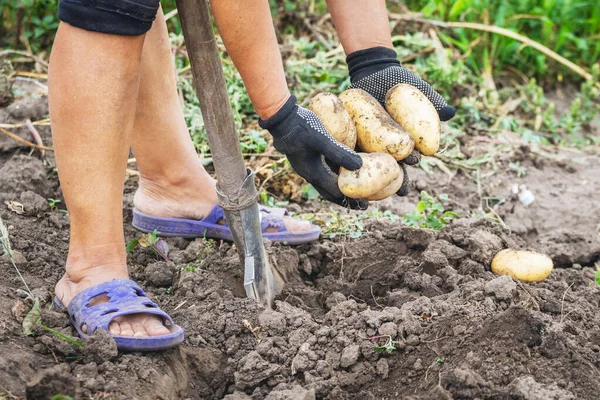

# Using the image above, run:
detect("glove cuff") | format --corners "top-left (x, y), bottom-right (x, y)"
top-left (258, 95), bottom-right (298, 138)
top-left (346, 46), bottom-right (400, 83)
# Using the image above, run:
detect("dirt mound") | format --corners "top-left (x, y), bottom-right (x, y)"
top-left (2, 190), bottom-right (599, 399)
top-left (1, 95), bottom-right (600, 399)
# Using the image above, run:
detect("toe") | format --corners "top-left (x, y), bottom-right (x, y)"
top-left (145, 317), bottom-right (171, 337)
top-left (118, 320), bottom-right (134, 337)
top-left (108, 321), bottom-right (121, 336)
top-left (131, 321), bottom-right (149, 338)
top-left (283, 217), bottom-right (310, 233)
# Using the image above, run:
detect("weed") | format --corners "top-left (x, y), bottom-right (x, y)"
top-left (366, 335), bottom-right (400, 354)
top-left (40, 325), bottom-right (84, 348)
top-left (595, 269), bottom-right (600, 287)
top-left (259, 192), bottom-right (289, 208)
top-left (403, 191), bottom-right (458, 230)
top-left (508, 161), bottom-right (527, 177)
top-left (166, 287), bottom-right (174, 295)
top-left (302, 208), bottom-right (399, 239)
top-left (0, 217), bottom-right (33, 296)
top-left (126, 229), bottom-right (170, 262)
top-left (47, 198), bottom-right (61, 211)
top-left (51, 395), bottom-right (74, 400)
top-left (183, 264), bottom-right (196, 273)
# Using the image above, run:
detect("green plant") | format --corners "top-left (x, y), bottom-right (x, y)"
top-left (183, 264), bottom-right (196, 273)
top-left (259, 191), bottom-right (289, 208)
top-left (403, 191), bottom-right (458, 230)
top-left (47, 197), bottom-right (61, 212)
top-left (126, 229), bottom-right (170, 262)
top-left (367, 335), bottom-right (400, 354)
top-left (595, 269), bottom-right (600, 287)
top-left (302, 208), bottom-right (399, 239)
top-left (405, 0), bottom-right (600, 81)
top-left (51, 395), bottom-right (74, 400)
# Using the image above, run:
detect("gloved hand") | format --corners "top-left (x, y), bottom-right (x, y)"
top-left (346, 46), bottom-right (456, 196)
top-left (259, 95), bottom-right (369, 210)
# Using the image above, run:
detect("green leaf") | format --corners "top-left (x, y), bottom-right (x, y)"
top-left (126, 239), bottom-right (139, 253)
top-left (41, 325), bottom-right (84, 348)
top-left (23, 299), bottom-right (41, 335)
top-left (416, 201), bottom-right (427, 213)
top-left (595, 270), bottom-right (600, 286)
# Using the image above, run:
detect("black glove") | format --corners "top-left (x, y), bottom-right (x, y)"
top-left (346, 47), bottom-right (455, 197)
top-left (347, 46), bottom-right (456, 121)
top-left (259, 95), bottom-right (368, 210)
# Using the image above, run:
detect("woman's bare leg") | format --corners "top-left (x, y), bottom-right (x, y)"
top-left (50, 23), bottom-right (169, 338)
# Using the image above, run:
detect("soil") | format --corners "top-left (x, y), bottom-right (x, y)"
top-left (1, 95), bottom-right (600, 400)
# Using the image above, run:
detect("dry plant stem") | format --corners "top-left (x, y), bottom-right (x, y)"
top-left (0, 49), bottom-right (49, 70)
top-left (25, 119), bottom-right (45, 158)
top-left (0, 118), bottom-right (50, 129)
top-left (0, 126), bottom-right (54, 151)
top-left (560, 282), bottom-right (574, 323)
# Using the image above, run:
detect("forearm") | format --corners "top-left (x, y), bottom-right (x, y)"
top-left (210, 0), bottom-right (290, 119)
top-left (325, 0), bottom-right (393, 54)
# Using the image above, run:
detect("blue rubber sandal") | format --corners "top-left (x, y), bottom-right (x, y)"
top-left (132, 204), bottom-right (321, 245)
top-left (55, 279), bottom-right (184, 351)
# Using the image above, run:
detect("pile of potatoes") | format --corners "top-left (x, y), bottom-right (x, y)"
top-left (309, 84), bottom-right (441, 201)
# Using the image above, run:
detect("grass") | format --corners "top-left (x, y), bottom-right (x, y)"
top-left (126, 229), bottom-right (170, 262)
top-left (403, 191), bottom-right (458, 230)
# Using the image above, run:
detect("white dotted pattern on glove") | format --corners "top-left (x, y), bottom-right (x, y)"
top-left (350, 66), bottom-right (447, 111)
top-left (297, 107), bottom-right (355, 154)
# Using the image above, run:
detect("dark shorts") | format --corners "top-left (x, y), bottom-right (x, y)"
top-left (58, 0), bottom-right (160, 36)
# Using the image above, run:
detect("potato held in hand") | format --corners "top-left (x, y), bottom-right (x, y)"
top-left (338, 152), bottom-right (403, 200)
top-left (491, 249), bottom-right (553, 282)
top-left (385, 83), bottom-right (441, 156)
top-left (308, 92), bottom-right (357, 149)
top-left (339, 88), bottom-right (414, 161)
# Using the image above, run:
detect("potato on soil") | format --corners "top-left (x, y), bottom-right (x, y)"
top-left (308, 92), bottom-right (357, 149)
top-left (339, 88), bottom-right (414, 161)
top-left (385, 83), bottom-right (441, 156)
top-left (338, 152), bottom-right (401, 199)
top-left (491, 249), bottom-right (553, 282)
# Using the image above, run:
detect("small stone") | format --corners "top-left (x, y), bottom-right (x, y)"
top-left (20, 190), bottom-right (49, 216)
top-left (340, 344), bottom-right (360, 368)
top-left (413, 358), bottom-right (423, 371)
top-left (325, 292), bottom-right (346, 310)
top-left (376, 359), bottom-right (389, 379)
top-left (378, 322), bottom-right (398, 337)
top-left (11, 250), bottom-right (27, 267)
top-left (453, 325), bottom-right (467, 336)
top-left (485, 275), bottom-right (517, 301)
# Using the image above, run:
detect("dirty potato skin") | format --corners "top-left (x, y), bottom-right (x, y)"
top-left (339, 88), bottom-right (414, 161)
top-left (366, 170), bottom-right (404, 201)
top-left (491, 249), bottom-right (554, 282)
top-left (385, 83), bottom-right (441, 156)
top-left (308, 92), bottom-right (357, 149)
top-left (338, 152), bottom-right (401, 199)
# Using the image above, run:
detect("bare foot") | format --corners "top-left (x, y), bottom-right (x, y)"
top-left (55, 253), bottom-right (170, 338)
top-left (134, 175), bottom-right (311, 233)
